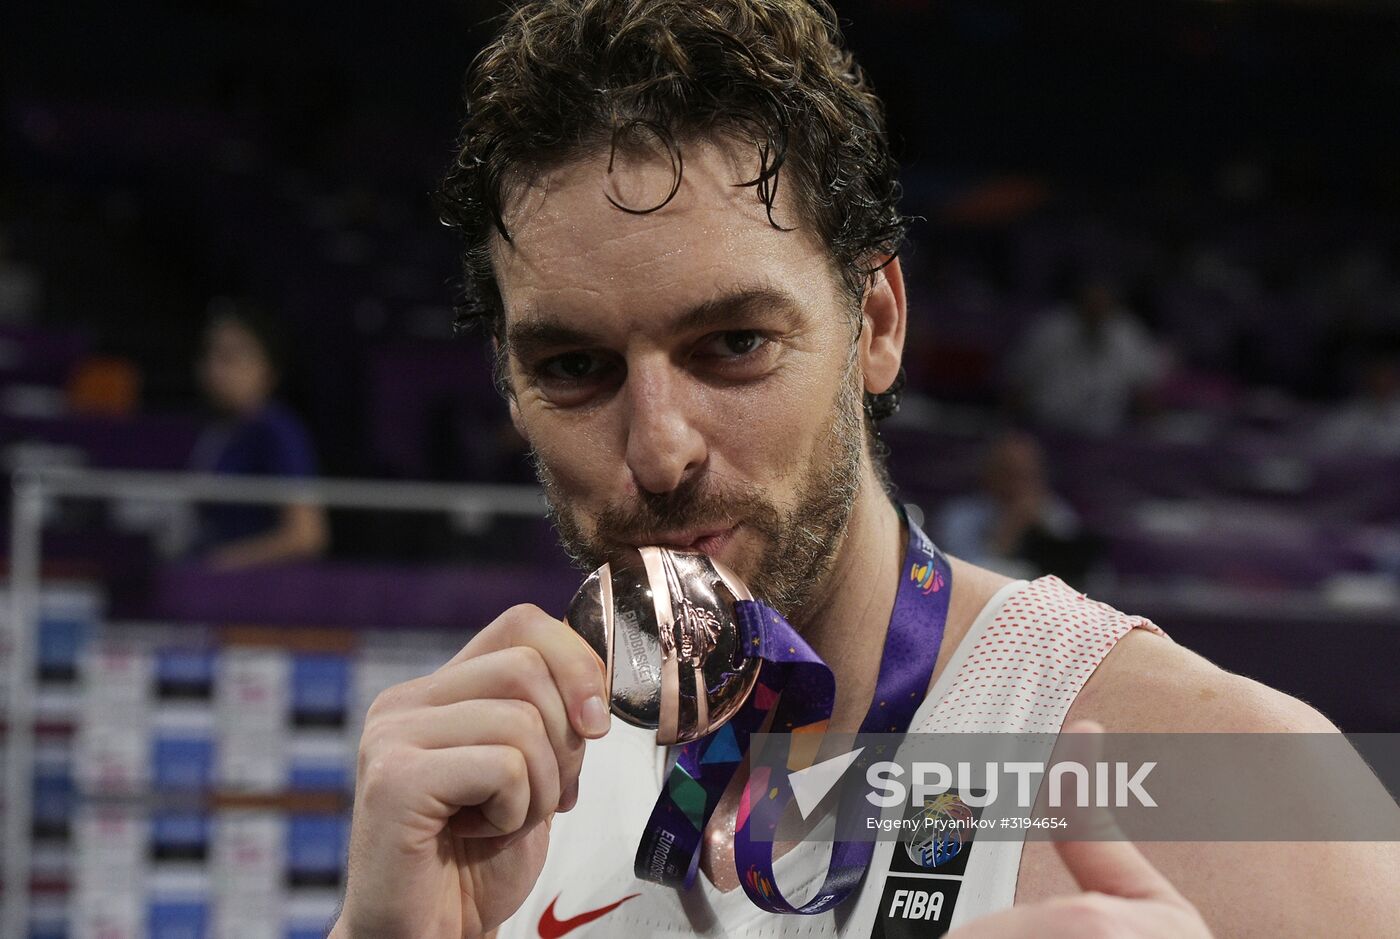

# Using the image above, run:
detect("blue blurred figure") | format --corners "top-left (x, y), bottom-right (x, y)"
top-left (189, 300), bottom-right (329, 567)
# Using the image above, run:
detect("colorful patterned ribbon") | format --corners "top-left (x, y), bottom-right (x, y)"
top-left (633, 516), bottom-right (953, 913)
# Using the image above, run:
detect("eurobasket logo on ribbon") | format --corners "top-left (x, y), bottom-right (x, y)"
top-left (909, 560), bottom-right (945, 594)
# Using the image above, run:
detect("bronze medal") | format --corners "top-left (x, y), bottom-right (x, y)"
top-left (565, 548), bottom-right (762, 744)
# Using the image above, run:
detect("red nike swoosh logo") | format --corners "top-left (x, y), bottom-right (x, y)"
top-left (537, 892), bottom-right (640, 938)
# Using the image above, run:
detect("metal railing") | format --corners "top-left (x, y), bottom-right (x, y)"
top-left (2, 467), bottom-right (548, 938)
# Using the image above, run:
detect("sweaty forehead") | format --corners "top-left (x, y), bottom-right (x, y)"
top-left (490, 136), bottom-right (835, 324)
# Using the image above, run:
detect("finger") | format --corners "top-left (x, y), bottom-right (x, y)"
top-left (942, 903), bottom-right (1046, 937)
top-left (412, 647), bottom-right (586, 795)
top-left (449, 806), bottom-right (534, 841)
top-left (449, 604), bottom-right (611, 739)
top-left (408, 744), bottom-right (534, 837)
top-left (386, 696), bottom-right (569, 823)
top-left (1052, 720), bottom-right (1182, 902)
top-left (1055, 833), bottom-right (1183, 903)
top-left (558, 778), bottom-right (580, 813)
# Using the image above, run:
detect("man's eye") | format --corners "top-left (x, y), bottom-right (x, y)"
top-left (541, 351), bottom-right (603, 380)
top-left (703, 330), bottom-right (766, 358)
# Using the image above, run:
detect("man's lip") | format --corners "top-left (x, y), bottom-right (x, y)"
top-left (632, 525), bottom-right (737, 554)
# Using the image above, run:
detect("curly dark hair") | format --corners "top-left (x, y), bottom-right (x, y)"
top-left (436, 0), bottom-right (910, 358)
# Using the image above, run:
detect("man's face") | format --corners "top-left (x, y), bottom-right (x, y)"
top-left (491, 136), bottom-right (871, 618)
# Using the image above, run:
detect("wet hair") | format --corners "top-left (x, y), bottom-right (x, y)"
top-left (435, 0), bottom-right (910, 351)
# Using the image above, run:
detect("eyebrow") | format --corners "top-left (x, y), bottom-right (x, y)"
top-left (504, 285), bottom-right (800, 360)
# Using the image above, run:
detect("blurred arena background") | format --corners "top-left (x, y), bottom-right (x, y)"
top-left (2, 0), bottom-right (1399, 935)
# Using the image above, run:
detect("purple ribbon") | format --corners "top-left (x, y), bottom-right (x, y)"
top-left (634, 516), bottom-right (952, 913)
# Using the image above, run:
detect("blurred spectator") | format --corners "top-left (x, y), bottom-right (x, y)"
top-left (1003, 274), bottom-right (1167, 435)
top-left (189, 300), bottom-right (328, 567)
top-left (1313, 335), bottom-right (1400, 455)
top-left (935, 431), bottom-right (1099, 586)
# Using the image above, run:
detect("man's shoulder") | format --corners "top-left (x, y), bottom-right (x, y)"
top-left (1017, 594), bottom-right (1400, 936)
top-left (1069, 612), bottom-right (1338, 734)
top-left (943, 560), bottom-right (1338, 735)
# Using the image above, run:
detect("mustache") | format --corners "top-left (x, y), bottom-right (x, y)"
top-left (593, 479), bottom-right (782, 546)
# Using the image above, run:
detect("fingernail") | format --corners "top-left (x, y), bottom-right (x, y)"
top-left (581, 695), bottom-right (610, 736)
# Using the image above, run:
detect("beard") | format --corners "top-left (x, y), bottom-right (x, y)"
top-left (532, 371), bottom-right (866, 624)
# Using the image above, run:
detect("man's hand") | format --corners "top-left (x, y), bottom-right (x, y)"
top-left (948, 720), bottom-right (1212, 938)
top-left (947, 831), bottom-right (1213, 937)
top-left (331, 604), bottom-right (611, 939)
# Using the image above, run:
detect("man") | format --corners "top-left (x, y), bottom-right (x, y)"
top-left (934, 431), bottom-right (1095, 584)
top-left (330, 2), bottom-right (1398, 936)
top-left (1003, 274), bottom-right (1166, 436)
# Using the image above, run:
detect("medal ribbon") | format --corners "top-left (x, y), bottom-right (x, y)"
top-left (633, 517), bottom-right (952, 913)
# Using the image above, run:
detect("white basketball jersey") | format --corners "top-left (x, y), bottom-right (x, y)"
top-left (499, 575), bottom-right (1168, 938)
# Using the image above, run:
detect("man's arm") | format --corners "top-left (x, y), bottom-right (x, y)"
top-left (1016, 628), bottom-right (1400, 936)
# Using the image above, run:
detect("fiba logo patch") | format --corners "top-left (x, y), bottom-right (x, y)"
top-left (889, 789), bottom-right (982, 878)
top-left (871, 790), bottom-right (983, 939)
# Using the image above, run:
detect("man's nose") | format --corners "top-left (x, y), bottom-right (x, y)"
top-left (623, 365), bottom-right (707, 495)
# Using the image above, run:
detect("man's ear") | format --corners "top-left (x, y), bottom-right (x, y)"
top-left (858, 255), bottom-right (907, 396)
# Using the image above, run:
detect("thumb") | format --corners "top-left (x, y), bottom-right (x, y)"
top-left (1051, 720), bottom-right (1181, 902)
top-left (1055, 832), bottom-right (1181, 902)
